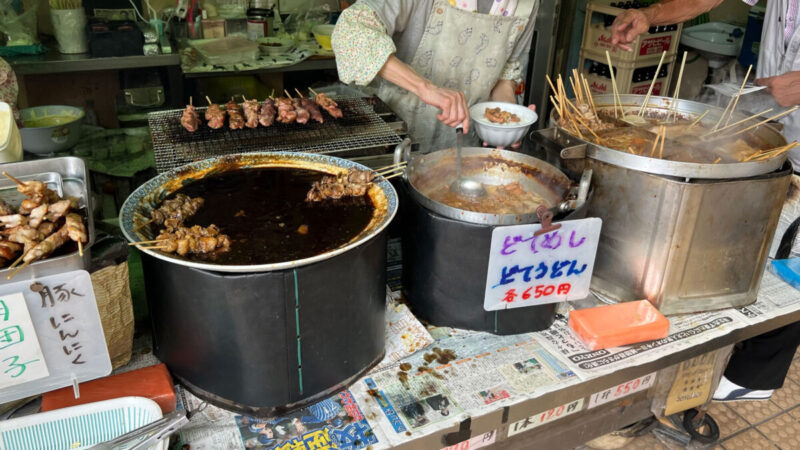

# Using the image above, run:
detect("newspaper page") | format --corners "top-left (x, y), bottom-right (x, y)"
top-left (735, 271), bottom-right (800, 324)
top-left (536, 309), bottom-right (749, 377)
top-left (350, 332), bottom-right (578, 446)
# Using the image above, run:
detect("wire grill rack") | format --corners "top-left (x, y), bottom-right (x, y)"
top-left (149, 97), bottom-right (402, 173)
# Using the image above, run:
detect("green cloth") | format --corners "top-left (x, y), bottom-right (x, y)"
top-left (0, 44), bottom-right (46, 56)
top-left (72, 126), bottom-right (156, 177)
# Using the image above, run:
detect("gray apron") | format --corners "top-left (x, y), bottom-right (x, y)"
top-left (377, 0), bottom-right (529, 151)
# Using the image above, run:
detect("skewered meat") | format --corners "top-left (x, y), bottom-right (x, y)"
top-left (205, 103), bottom-right (226, 129)
top-left (38, 222), bottom-right (56, 237)
top-left (0, 240), bottom-right (20, 260)
top-left (276, 98), bottom-right (297, 124)
top-left (0, 199), bottom-right (14, 216)
top-left (4, 225), bottom-right (42, 244)
top-left (150, 194), bottom-right (204, 228)
top-left (65, 213), bottom-right (87, 244)
top-left (155, 224), bottom-right (231, 256)
top-left (314, 93), bottom-right (343, 118)
top-left (16, 181), bottom-right (59, 204)
top-left (292, 98), bottom-right (311, 125)
top-left (23, 227), bottom-right (69, 263)
top-left (259, 99), bottom-right (276, 127)
top-left (181, 104), bottom-right (200, 132)
top-left (300, 98), bottom-right (324, 123)
top-left (44, 199), bottom-right (72, 222)
top-left (0, 214), bottom-right (26, 228)
top-left (242, 99), bottom-right (260, 128)
top-left (485, 107), bottom-right (520, 124)
top-left (226, 100), bottom-right (245, 130)
top-left (28, 204), bottom-right (48, 228)
top-left (306, 169), bottom-right (374, 202)
top-left (19, 199), bottom-right (39, 214)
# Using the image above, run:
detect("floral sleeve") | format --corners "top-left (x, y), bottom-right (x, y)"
top-left (332, 3), bottom-right (397, 86)
top-left (499, 59), bottom-right (522, 83)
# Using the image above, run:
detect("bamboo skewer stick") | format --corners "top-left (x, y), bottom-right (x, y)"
top-left (659, 127), bottom-right (666, 159)
top-left (205, 96), bottom-right (213, 106)
top-left (749, 142), bottom-right (800, 161)
top-left (6, 253), bottom-right (24, 271)
top-left (375, 161), bottom-right (407, 173)
top-left (294, 88), bottom-right (305, 98)
top-left (549, 96), bottom-right (563, 117)
top-left (308, 87), bottom-right (319, 97)
top-left (8, 260), bottom-right (31, 280)
top-left (190, 96), bottom-right (193, 106)
top-left (715, 106), bottom-right (799, 140)
top-left (687, 110), bottom-right (710, 131)
top-left (2, 172), bottom-right (26, 187)
top-left (284, 90), bottom-right (293, 99)
top-left (582, 76), bottom-right (598, 116)
top-left (566, 100), bottom-right (603, 142)
top-left (703, 107), bottom-right (774, 138)
top-left (650, 127), bottom-right (660, 157)
top-left (670, 52), bottom-right (688, 122)
top-left (383, 173), bottom-right (404, 181)
top-left (713, 157), bottom-right (722, 164)
top-left (605, 51), bottom-right (622, 118)
top-left (129, 240), bottom-right (165, 246)
top-left (134, 219), bottom-right (153, 231)
top-left (78, 241), bottom-right (83, 257)
top-left (639, 51), bottom-right (666, 117)
top-left (724, 64), bottom-right (753, 126)
top-left (377, 167), bottom-right (406, 177)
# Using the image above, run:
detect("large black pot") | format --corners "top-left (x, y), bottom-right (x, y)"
top-left (141, 233), bottom-right (386, 416)
top-left (121, 152), bottom-right (398, 415)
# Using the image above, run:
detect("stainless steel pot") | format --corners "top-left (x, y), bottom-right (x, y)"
top-left (537, 94), bottom-right (793, 315)
top-left (119, 152), bottom-right (397, 415)
top-left (395, 144), bottom-right (591, 333)
top-left (395, 143), bottom-right (590, 225)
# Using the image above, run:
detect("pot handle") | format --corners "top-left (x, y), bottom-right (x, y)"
top-left (557, 168), bottom-right (592, 213)
top-left (393, 138), bottom-right (412, 166)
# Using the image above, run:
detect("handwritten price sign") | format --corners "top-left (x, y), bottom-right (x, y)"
top-left (0, 293), bottom-right (49, 389)
top-left (483, 218), bottom-right (602, 311)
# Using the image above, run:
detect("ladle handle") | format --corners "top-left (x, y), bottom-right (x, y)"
top-left (455, 125), bottom-right (463, 180)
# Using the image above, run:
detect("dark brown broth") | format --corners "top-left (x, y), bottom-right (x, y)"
top-left (171, 167), bottom-right (375, 265)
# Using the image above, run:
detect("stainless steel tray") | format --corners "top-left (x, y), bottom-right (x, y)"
top-left (0, 157), bottom-right (93, 281)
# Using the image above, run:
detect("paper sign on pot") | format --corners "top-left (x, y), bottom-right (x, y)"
top-left (483, 218), bottom-right (602, 311)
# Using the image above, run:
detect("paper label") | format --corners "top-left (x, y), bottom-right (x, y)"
top-left (589, 372), bottom-right (656, 409)
top-left (0, 292), bottom-right (49, 388)
top-left (440, 431), bottom-right (497, 450)
top-left (484, 218), bottom-right (602, 311)
top-left (664, 351), bottom-right (718, 416)
top-left (507, 398), bottom-right (584, 437)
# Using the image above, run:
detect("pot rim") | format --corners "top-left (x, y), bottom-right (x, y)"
top-left (120, 151), bottom-right (398, 273)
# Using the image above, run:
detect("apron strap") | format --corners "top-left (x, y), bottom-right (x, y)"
top-left (514, 0), bottom-right (536, 19)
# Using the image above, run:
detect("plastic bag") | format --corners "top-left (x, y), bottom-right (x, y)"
top-left (283, 1), bottom-right (331, 41)
top-left (0, 0), bottom-right (39, 46)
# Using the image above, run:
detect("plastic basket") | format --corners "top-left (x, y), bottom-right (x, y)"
top-left (580, 50), bottom-right (675, 96)
top-left (0, 396), bottom-right (166, 450)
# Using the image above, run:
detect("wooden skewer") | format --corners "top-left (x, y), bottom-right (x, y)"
top-left (751, 142), bottom-right (800, 161)
top-left (376, 161), bottom-right (407, 173)
top-left (702, 107), bottom-right (774, 138)
top-left (284, 89), bottom-right (293, 99)
top-left (605, 51), bottom-right (622, 118)
top-left (670, 51), bottom-right (688, 122)
top-left (716, 106), bottom-right (799, 140)
top-left (134, 219), bottom-right (153, 231)
top-left (650, 126), bottom-right (664, 157)
top-left (724, 64), bottom-right (753, 127)
top-left (743, 150), bottom-right (765, 162)
top-left (639, 51), bottom-right (666, 117)
top-left (7, 259), bottom-right (31, 280)
top-left (570, 78), bottom-right (580, 106)
top-left (6, 253), bottom-right (24, 271)
top-left (713, 157), bottom-right (722, 164)
top-left (242, 95), bottom-right (249, 102)
top-left (294, 88), bottom-right (305, 98)
top-left (190, 96), bottom-right (193, 106)
top-left (659, 126), bottom-right (666, 159)
top-left (686, 110), bottom-right (710, 131)
top-left (205, 96), bottom-right (213, 106)
top-left (78, 241), bottom-right (83, 257)
top-left (377, 167), bottom-right (406, 177)
top-left (383, 173), bottom-right (404, 180)
top-left (549, 96), bottom-right (563, 117)
top-left (128, 239), bottom-right (165, 246)
top-left (545, 74), bottom-right (558, 98)
top-left (270, 89), bottom-right (275, 98)
top-left (627, 147), bottom-right (636, 154)
top-left (2, 172), bottom-right (26, 187)
top-left (308, 87), bottom-right (319, 96)
top-left (582, 76), bottom-right (598, 116)
top-left (566, 100), bottom-right (603, 142)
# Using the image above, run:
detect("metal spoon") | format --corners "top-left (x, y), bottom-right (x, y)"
top-left (449, 125), bottom-right (487, 198)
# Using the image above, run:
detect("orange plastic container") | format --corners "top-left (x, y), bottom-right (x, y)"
top-left (41, 363), bottom-right (176, 414)
top-left (568, 300), bottom-right (670, 350)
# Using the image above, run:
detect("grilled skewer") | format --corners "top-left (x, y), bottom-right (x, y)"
top-left (151, 224), bottom-right (231, 256)
top-left (276, 97), bottom-right (297, 124)
top-left (205, 96), bottom-right (226, 130)
top-left (312, 92), bottom-right (343, 118)
top-left (295, 89), bottom-right (323, 123)
top-left (259, 98), bottom-right (276, 127)
top-left (226, 99), bottom-right (245, 130)
top-left (149, 194), bottom-right (204, 229)
top-left (181, 97), bottom-right (200, 132)
top-left (242, 97), bottom-right (260, 129)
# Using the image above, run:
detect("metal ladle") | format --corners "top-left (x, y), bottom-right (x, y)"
top-left (449, 125), bottom-right (487, 198)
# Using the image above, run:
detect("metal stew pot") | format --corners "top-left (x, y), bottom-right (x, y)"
top-left (120, 152), bottom-right (397, 415)
top-left (395, 145), bottom-right (590, 334)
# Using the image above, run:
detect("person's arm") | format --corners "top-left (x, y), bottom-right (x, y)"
top-left (757, 72), bottom-right (800, 107)
top-left (377, 55), bottom-right (469, 131)
top-left (610, 0), bottom-right (724, 50)
top-left (489, 79), bottom-right (517, 104)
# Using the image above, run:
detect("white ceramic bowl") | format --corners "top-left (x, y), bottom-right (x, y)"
top-left (257, 37), bottom-right (294, 56)
top-left (469, 101), bottom-right (538, 147)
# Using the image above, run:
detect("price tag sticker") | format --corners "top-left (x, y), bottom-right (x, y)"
top-left (0, 292), bottom-right (49, 389)
top-left (483, 218), bottom-right (602, 311)
top-left (589, 372), bottom-right (657, 409)
top-left (507, 398), bottom-right (584, 437)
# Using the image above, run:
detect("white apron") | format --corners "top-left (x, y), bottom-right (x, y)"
top-left (737, 0), bottom-right (800, 168)
top-left (377, 0), bottom-right (532, 151)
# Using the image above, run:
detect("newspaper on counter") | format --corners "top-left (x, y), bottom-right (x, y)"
top-left (350, 332), bottom-right (579, 446)
top-left (536, 309), bottom-right (749, 377)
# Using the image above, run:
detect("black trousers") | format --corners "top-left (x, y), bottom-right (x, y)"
top-left (725, 321), bottom-right (800, 390)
